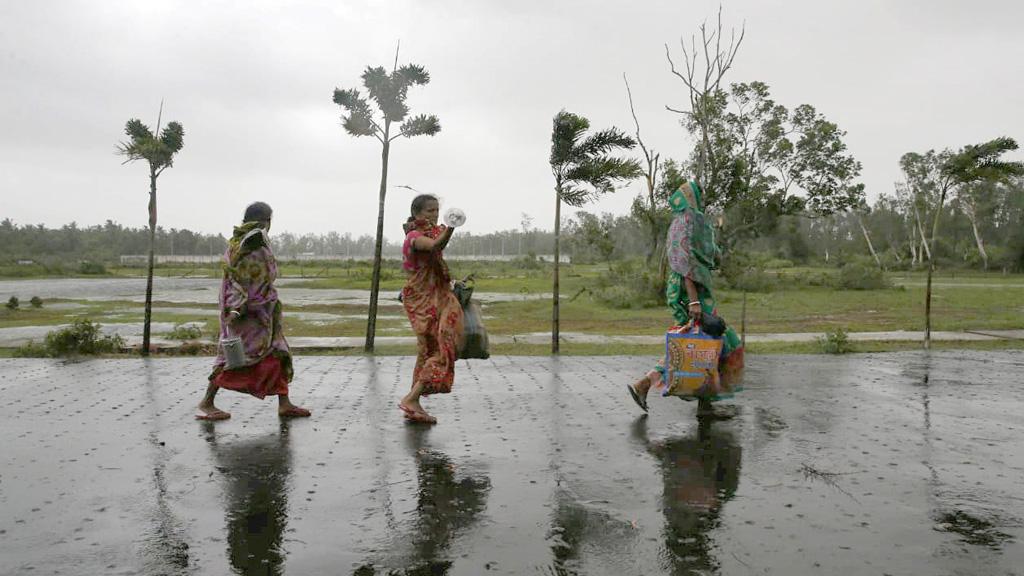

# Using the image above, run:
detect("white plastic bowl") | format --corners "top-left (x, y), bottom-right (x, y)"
top-left (444, 208), bottom-right (466, 227)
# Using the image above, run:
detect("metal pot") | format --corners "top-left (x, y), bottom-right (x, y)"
top-left (221, 335), bottom-right (247, 369)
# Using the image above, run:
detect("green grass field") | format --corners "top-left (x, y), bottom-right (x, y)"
top-left (3, 263), bottom-right (1023, 355)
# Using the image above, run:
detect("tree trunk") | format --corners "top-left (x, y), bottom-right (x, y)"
top-left (914, 210), bottom-right (931, 261)
top-left (365, 131), bottom-right (391, 352)
top-left (924, 187), bottom-right (949, 350)
top-left (142, 168), bottom-right (157, 356)
top-left (857, 214), bottom-right (882, 269)
top-left (740, 291), bottom-right (747, 349)
top-left (647, 220), bottom-right (660, 265)
top-left (552, 189), bottom-right (561, 354)
top-left (966, 210), bottom-right (988, 270)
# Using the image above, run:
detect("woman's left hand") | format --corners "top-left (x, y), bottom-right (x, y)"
top-left (688, 302), bottom-right (703, 322)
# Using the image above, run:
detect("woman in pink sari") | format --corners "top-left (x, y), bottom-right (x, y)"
top-left (398, 194), bottom-right (464, 424)
top-left (196, 202), bottom-right (311, 421)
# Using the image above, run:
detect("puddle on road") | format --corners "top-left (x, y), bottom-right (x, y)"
top-left (934, 509), bottom-right (1016, 549)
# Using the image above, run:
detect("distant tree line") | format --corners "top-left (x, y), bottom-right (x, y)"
top-left (5, 177), bottom-right (1023, 272)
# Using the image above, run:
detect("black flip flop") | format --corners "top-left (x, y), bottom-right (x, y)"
top-left (626, 385), bottom-right (648, 413)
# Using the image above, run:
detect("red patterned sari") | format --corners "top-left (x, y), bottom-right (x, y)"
top-left (401, 221), bottom-right (464, 394)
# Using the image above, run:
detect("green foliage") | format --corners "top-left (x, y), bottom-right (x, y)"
top-left (593, 259), bottom-right (663, 309)
top-left (21, 319), bottom-right (126, 356)
top-left (167, 322), bottom-right (202, 340)
top-left (400, 114), bottom-right (441, 137)
top-left (118, 118), bottom-right (185, 170)
top-left (78, 261), bottom-right (107, 275)
top-left (818, 327), bottom-right (852, 354)
top-left (30, 296), bottom-right (43, 308)
top-left (334, 62), bottom-right (439, 139)
top-left (679, 80), bottom-right (865, 247)
top-left (550, 111), bottom-right (642, 207)
top-left (719, 252), bottom-right (777, 292)
top-left (0, 219), bottom-right (229, 272)
top-left (6, 296), bottom-right (19, 310)
top-left (838, 258), bottom-right (891, 290)
top-left (513, 252), bottom-right (543, 270)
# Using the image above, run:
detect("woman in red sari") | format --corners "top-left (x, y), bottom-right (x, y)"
top-left (398, 194), bottom-right (464, 424)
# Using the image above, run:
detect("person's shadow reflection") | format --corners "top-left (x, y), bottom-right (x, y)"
top-left (631, 416), bottom-right (742, 575)
top-left (201, 420), bottom-right (293, 576)
top-left (354, 425), bottom-right (491, 575)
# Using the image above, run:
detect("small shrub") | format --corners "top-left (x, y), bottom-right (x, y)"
top-left (78, 261), bottom-right (107, 275)
top-left (176, 341), bottom-right (208, 355)
top-left (818, 328), bottom-right (852, 354)
top-left (43, 319), bottom-right (125, 355)
top-left (513, 252), bottom-right (543, 270)
top-left (838, 258), bottom-right (890, 290)
top-left (13, 341), bottom-right (50, 357)
top-left (30, 296), bottom-right (43, 308)
top-left (720, 252), bottom-right (777, 293)
top-left (6, 296), bottom-right (19, 310)
top-left (167, 322), bottom-right (203, 340)
top-left (593, 259), bottom-right (663, 309)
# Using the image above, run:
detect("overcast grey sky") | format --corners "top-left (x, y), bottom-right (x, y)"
top-left (2, 0), bottom-right (1022, 240)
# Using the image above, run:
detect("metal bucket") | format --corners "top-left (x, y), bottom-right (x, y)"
top-left (221, 335), bottom-right (247, 369)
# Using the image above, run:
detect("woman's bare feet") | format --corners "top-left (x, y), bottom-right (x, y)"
top-left (278, 395), bottom-right (311, 418)
top-left (196, 402), bottom-right (231, 421)
top-left (627, 376), bottom-right (650, 412)
top-left (196, 383), bottom-right (230, 420)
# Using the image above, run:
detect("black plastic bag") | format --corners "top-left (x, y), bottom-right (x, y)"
top-left (453, 277), bottom-right (490, 359)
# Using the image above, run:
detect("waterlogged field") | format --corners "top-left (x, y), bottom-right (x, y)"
top-left (1, 261), bottom-right (1023, 354)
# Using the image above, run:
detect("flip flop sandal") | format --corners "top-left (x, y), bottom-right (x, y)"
top-left (403, 410), bottom-right (437, 424)
top-left (279, 407), bottom-right (311, 418)
top-left (627, 385), bottom-right (649, 413)
top-left (195, 410), bottom-right (231, 421)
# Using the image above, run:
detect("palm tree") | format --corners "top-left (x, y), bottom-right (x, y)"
top-left (118, 105), bottom-right (184, 356)
top-left (333, 52), bottom-right (440, 352)
top-left (923, 137), bottom-right (1023, 348)
top-left (549, 111), bottom-right (640, 353)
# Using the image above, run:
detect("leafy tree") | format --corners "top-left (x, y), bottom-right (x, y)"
top-left (549, 111), bottom-right (640, 353)
top-left (333, 50), bottom-right (440, 352)
top-left (569, 212), bottom-right (616, 264)
top-left (902, 137), bottom-right (1024, 348)
top-left (953, 181), bottom-right (1002, 269)
top-left (671, 79), bottom-right (865, 247)
top-left (117, 104), bottom-right (184, 355)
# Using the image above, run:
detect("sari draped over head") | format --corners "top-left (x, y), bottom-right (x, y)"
top-left (659, 181), bottom-right (744, 398)
top-left (401, 219), bottom-right (464, 395)
top-left (209, 221), bottom-right (293, 395)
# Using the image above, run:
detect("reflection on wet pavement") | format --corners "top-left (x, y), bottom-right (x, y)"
top-left (1, 352), bottom-right (1023, 575)
top-left (203, 422), bottom-right (292, 575)
top-left (353, 426), bottom-right (491, 575)
top-left (633, 417), bottom-right (741, 575)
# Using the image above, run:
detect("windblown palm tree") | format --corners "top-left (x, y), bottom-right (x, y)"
top-left (118, 107), bottom-right (184, 356)
top-left (549, 111), bottom-right (641, 353)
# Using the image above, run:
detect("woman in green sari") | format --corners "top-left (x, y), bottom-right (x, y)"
top-left (627, 181), bottom-right (744, 416)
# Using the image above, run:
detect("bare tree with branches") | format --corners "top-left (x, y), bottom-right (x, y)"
top-left (664, 8), bottom-right (745, 188)
top-left (623, 74), bottom-right (662, 265)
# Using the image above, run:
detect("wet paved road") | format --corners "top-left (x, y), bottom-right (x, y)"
top-left (1, 352), bottom-right (1022, 575)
